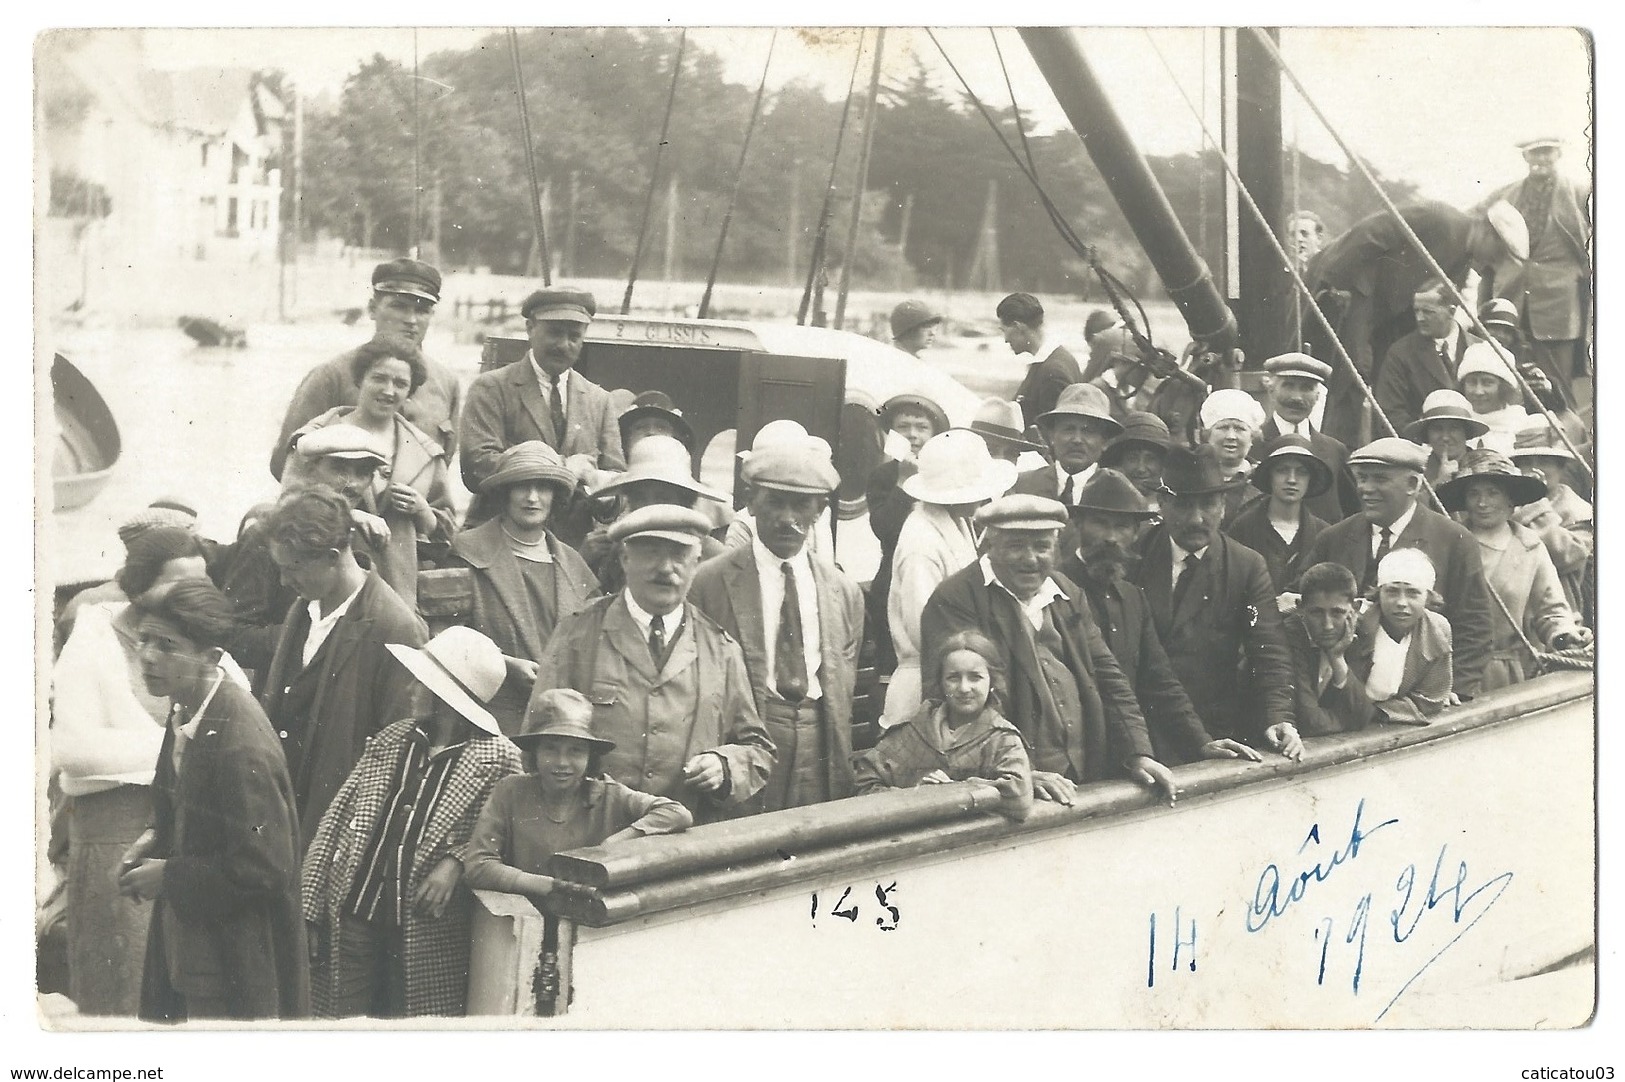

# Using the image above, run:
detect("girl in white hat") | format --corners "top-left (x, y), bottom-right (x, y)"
top-left (1350, 548), bottom-right (1455, 725)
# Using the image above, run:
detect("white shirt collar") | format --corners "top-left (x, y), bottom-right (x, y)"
top-left (1272, 412), bottom-right (1311, 437)
top-left (1374, 499), bottom-right (1420, 544)
top-left (622, 589), bottom-right (679, 638)
top-left (751, 535), bottom-right (811, 579)
top-left (1054, 460), bottom-right (1097, 490)
top-left (529, 351), bottom-right (569, 396)
top-left (1432, 326), bottom-right (1461, 354)
top-left (979, 555), bottom-right (1065, 630)
top-left (302, 579), bottom-right (365, 666)
top-left (1169, 537), bottom-right (1209, 567)
top-left (1025, 335), bottom-right (1059, 365)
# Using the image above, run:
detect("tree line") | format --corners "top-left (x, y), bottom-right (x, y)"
top-left (281, 27), bottom-right (1419, 301)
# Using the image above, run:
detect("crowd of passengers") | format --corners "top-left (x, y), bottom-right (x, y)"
top-left (48, 251), bottom-right (1593, 1023)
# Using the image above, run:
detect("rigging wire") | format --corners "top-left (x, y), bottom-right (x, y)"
top-left (698, 30), bottom-right (777, 319)
top-left (1245, 27), bottom-right (1592, 482)
top-left (623, 30), bottom-right (688, 315)
top-left (1140, 28), bottom-right (1548, 670)
top-left (798, 30), bottom-right (867, 326)
top-left (412, 28), bottom-right (421, 256)
top-left (834, 28), bottom-right (887, 330)
top-left (508, 28), bottom-right (553, 286)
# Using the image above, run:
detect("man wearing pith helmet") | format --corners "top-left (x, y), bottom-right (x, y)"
top-left (1301, 436), bottom-right (1495, 698)
top-left (920, 494), bottom-right (1177, 807)
top-left (459, 286), bottom-right (626, 533)
top-left (272, 258), bottom-right (463, 480)
top-left (532, 504), bottom-right (775, 822)
top-left (689, 442), bottom-right (865, 811)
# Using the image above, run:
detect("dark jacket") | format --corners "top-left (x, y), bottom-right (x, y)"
top-left (1282, 610), bottom-right (1379, 735)
top-left (1224, 497), bottom-right (1330, 596)
top-left (1375, 330), bottom-right (1468, 437)
top-left (140, 680), bottom-right (309, 1021)
top-left (259, 570), bottom-right (429, 849)
top-left (1015, 345), bottom-right (1084, 429)
top-left (1301, 503), bottom-right (1492, 698)
top-left (1250, 419), bottom-right (1359, 523)
top-left (920, 563), bottom-right (1153, 782)
top-left (1131, 529), bottom-right (1296, 744)
top-left (1060, 558), bottom-right (1217, 766)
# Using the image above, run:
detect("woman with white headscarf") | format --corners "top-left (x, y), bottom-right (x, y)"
top-left (1198, 388), bottom-right (1267, 527)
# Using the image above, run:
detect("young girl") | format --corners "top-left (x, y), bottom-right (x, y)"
top-left (854, 630), bottom-right (1034, 821)
top-left (1456, 342), bottom-right (1528, 453)
top-left (1439, 448), bottom-right (1591, 691)
top-left (461, 689), bottom-right (693, 900)
top-left (1347, 549), bottom-right (1454, 725)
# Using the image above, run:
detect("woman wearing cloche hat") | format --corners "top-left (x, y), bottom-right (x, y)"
top-left (301, 626), bottom-right (526, 1018)
top-left (462, 688), bottom-right (693, 902)
top-left (449, 441), bottom-right (601, 734)
top-left (1224, 433), bottom-right (1334, 595)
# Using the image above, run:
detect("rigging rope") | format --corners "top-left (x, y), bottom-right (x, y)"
top-left (798, 31), bottom-right (867, 326)
top-left (834, 28), bottom-right (887, 330)
top-left (508, 29), bottom-right (553, 286)
top-left (412, 28), bottom-right (420, 256)
top-left (698, 30), bottom-right (776, 319)
top-left (1245, 27), bottom-right (1593, 483)
top-left (1141, 29), bottom-right (1550, 673)
top-left (622, 30), bottom-right (688, 315)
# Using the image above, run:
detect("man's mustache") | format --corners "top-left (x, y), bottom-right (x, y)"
top-left (1081, 541), bottom-right (1139, 568)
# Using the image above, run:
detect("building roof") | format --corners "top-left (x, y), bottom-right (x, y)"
top-left (137, 68), bottom-right (262, 137)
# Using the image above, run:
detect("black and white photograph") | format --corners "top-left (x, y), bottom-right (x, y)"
top-left (23, 13), bottom-right (1607, 1067)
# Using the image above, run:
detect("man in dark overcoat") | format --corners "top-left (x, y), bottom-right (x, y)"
top-left (1374, 281), bottom-right (1472, 437)
top-left (998, 292), bottom-right (1084, 430)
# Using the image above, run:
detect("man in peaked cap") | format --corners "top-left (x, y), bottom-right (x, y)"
top-left (688, 444), bottom-right (865, 812)
top-left (1130, 445), bottom-right (1302, 759)
top-left (890, 300), bottom-right (943, 357)
top-left (271, 258), bottom-right (463, 480)
top-left (921, 494), bottom-right (1177, 806)
top-left (459, 286), bottom-right (625, 541)
top-left (1301, 436), bottom-right (1495, 698)
top-left (1482, 137), bottom-right (1591, 409)
top-left (1060, 469), bottom-right (1263, 768)
top-left (532, 505), bottom-right (775, 822)
top-left (1252, 352), bottom-right (1358, 523)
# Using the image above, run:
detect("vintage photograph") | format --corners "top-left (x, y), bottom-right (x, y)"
top-left (33, 23), bottom-right (1596, 1038)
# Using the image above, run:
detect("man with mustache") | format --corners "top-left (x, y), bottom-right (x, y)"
top-left (271, 259), bottom-right (462, 480)
top-left (921, 495), bottom-right (1176, 807)
top-left (1250, 352), bottom-right (1358, 523)
top-left (459, 287), bottom-right (627, 540)
top-left (688, 442), bottom-right (865, 811)
top-left (532, 505), bottom-right (775, 822)
top-left (1059, 470), bottom-right (1262, 767)
top-left (1131, 445), bottom-right (1302, 760)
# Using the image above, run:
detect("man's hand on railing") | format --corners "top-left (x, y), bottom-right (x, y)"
top-left (1032, 771), bottom-right (1077, 806)
top-left (1263, 723), bottom-right (1303, 762)
top-left (1126, 755), bottom-right (1178, 806)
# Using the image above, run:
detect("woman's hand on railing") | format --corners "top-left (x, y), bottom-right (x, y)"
top-left (916, 770), bottom-right (953, 786)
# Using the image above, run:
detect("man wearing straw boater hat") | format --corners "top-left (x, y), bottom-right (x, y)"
top-left (689, 440), bottom-right (865, 811)
top-left (921, 494), bottom-right (1176, 806)
top-left (301, 626), bottom-right (523, 1019)
top-left (1301, 436), bottom-right (1495, 698)
top-left (1131, 445), bottom-right (1302, 760)
top-left (271, 258), bottom-right (463, 480)
top-left (459, 286), bottom-right (626, 536)
top-left (533, 504), bottom-right (775, 821)
top-left (1253, 352), bottom-right (1357, 523)
top-left (1060, 468), bottom-right (1263, 768)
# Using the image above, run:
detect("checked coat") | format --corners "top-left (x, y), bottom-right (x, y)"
top-left (300, 719), bottom-right (523, 1017)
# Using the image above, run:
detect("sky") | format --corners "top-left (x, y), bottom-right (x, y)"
top-left (131, 24), bottom-right (1592, 208)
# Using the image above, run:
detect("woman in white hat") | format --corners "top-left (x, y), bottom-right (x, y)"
top-left (462, 689), bottom-right (692, 901)
top-left (881, 430), bottom-right (1018, 727)
top-left (1456, 341), bottom-right (1528, 453)
top-left (1198, 388), bottom-right (1267, 526)
top-left (301, 626), bottom-right (524, 1018)
top-left (449, 441), bottom-right (600, 734)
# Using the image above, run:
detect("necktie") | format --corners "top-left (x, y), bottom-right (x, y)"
top-left (775, 562), bottom-right (808, 701)
top-left (648, 614), bottom-right (666, 668)
top-left (1365, 526), bottom-right (1394, 591)
top-left (1171, 552), bottom-right (1197, 612)
top-left (549, 372), bottom-right (567, 442)
top-left (1063, 473), bottom-right (1078, 506)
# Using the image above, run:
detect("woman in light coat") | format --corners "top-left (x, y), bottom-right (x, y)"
top-left (881, 431), bottom-right (1016, 728)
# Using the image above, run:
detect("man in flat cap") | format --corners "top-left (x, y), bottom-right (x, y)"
top-left (1482, 137), bottom-right (1591, 410)
top-left (270, 259), bottom-right (463, 480)
top-left (998, 293), bottom-right (1084, 429)
top-left (585, 433), bottom-right (730, 594)
top-left (532, 505), bottom-right (775, 822)
top-left (459, 287), bottom-right (626, 538)
top-left (1301, 436), bottom-right (1494, 698)
top-left (689, 443), bottom-right (865, 811)
top-left (1373, 280), bottom-right (1471, 438)
top-left (890, 300), bottom-right (943, 358)
top-left (1253, 352), bottom-right (1358, 523)
top-left (1303, 201), bottom-right (1520, 446)
top-left (1060, 469), bottom-right (1263, 767)
top-left (921, 494), bottom-right (1176, 806)
top-left (1130, 445), bottom-right (1302, 759)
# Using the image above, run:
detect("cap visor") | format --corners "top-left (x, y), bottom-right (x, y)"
top-left (375, 284), bottom-right (438, 302)
top-left (528, 306), bottom-right (592, 323)
top-left (386, 644), bottom-right (502, 736)
top-left (621, 529), bottom-right (705, 546)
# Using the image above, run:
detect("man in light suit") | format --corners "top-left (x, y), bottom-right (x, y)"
top-left (1300, 437), bottom-right (1494, 699)
top-left (689, 443), bottom-right (865, 811)
top-left (458, 287), bottom-right (626, 537)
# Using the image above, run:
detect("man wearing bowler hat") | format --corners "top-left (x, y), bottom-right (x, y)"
top-left (689, 443), bottom-right (865, 811)
top-left (1060, 469), bottom-right (1263, 768)
top-left (1131, 445), bottom-right (1302, 759)
top-left (459, 287), bottom-right (626, 533)
top-left (1301, 436), bottom-right (1494, 698)
top-left (921, 495), bottom-right (1176, 806)
top-left (532, 505), bottom-right (775, 822)
top-left (271, 258), bottom-right (463, 480)
top-left (890, 300), bottom-right (943, 357)
top-left (1253, 352), bottom-right (1358, 522)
